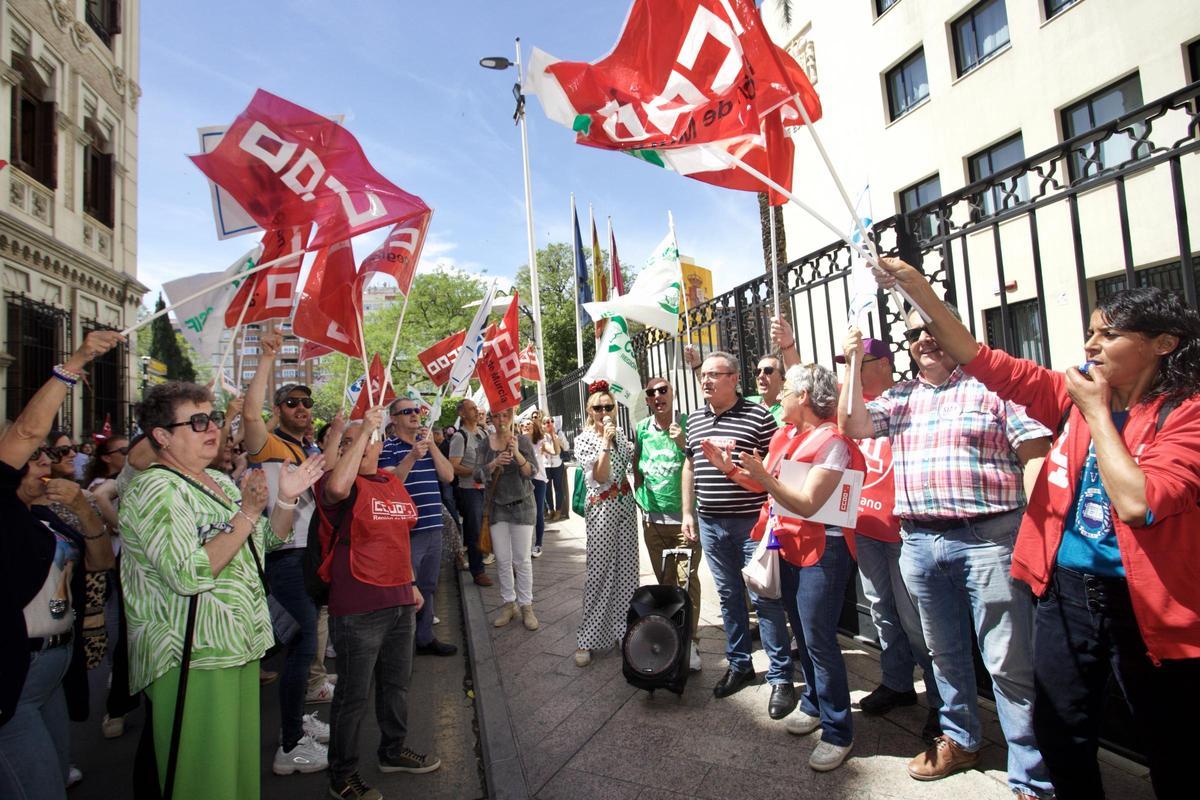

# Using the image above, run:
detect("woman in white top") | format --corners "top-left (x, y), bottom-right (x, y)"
top-left (522, 418), bottom-right (550, 558)
top-left (541, 416), bottom-right (568, 521)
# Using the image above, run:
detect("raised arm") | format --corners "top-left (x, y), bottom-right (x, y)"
top-left (242, 332), bottom-right (282, 456)
top-left (837, 328), bottom-right (876, 439)
top-left (324, 409), bottom-right (382, 504)
top-left (770, 316), bottom-right (801, 369)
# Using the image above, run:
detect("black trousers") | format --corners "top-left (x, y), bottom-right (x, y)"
top-left (1032, 566), bottom-right (1199, 799)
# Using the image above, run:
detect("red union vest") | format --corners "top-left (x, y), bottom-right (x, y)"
top-left (750, 423), bottom-right (866, 567)
top-left (853, 435), bottom-right (900, 543)
top-left (318, 472), bottom-right (416, 587)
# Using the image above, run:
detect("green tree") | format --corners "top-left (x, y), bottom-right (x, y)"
top-left (149, 294), bottom-right (196, 383)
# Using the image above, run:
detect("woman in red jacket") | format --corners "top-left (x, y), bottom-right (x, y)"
top-left (872, 257), bottom-right (1200, 800)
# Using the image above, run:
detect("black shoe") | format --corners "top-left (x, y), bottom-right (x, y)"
top-left (768, 683), bottom-right (798, 720)
top-left (857, 684), bottom-right (918, 715)
top-left (415, 639), bottom-right (458, 657)
top-left (921, 707), bottom-right (943, 744)
top-left (713, 667), bottom-right (756, 698)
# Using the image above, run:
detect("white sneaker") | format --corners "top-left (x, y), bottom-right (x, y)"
top-left (433, 615), bottom-right (441, 625)
top-left (272, 734), bottom-right (328, 775)
top-left (809, 740), bottom-right (852, 771)
top-left (688, 642), bottom-right (702, 672)
top-left (306, 680), bottom-right (335, 704)
top-left (303, 711), bottom-right (330, 744)
top-left (482, 553), bottom-right (496, 565)
top-left (531, 546), bottom-right (543, 558)
top-left (101, 713), bottom-right (125, 738)
top-left (785, 710), bottom-right (821, 736)
top-left (66, 765), bottom-right (83, 788)
top-left (325, 644), bottom-right (337, 658)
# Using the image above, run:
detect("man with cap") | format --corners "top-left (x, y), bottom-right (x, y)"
top-left (245, 332), bottom-right (337, 776)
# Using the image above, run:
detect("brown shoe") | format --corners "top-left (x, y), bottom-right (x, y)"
top-left (474, 574), bottom-right (494, 587)
top-left (907, 736), bottom-right (980, 781)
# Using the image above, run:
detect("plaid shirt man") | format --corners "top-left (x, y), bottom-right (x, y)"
top-left (867, 366), bottom-right (1049, 519)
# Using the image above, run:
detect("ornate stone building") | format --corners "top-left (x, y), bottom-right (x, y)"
top-left (0, 0), bottom-right (143, 435)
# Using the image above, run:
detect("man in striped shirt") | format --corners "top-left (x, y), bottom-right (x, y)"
top-left (682, 351), bottom-right (795, 719)
top-left (839, 305), bottom-right (1053, 797)
top-left (379, 397), bottom-right (457, 657)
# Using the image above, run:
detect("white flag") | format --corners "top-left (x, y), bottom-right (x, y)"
top-left (583, 314), bottom-right (647, 423)
top-left (447, 281), bottom-right (497, 396)
top-left (162, 248), bottom-right (260, 362)
top-left (346, 372), bottom-right (367, 409)
top-left (403, 386), bottom-right (432, 416)
top-left (846, 185), bottom-right (877, 331)
top-left (582, 232), bottom-right (682, 333)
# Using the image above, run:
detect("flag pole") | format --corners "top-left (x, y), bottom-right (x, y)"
top-left (702, 144), bottom-right (922, 320)
top-left (514, 37), bottom-right (550, 415)
top-left (571, 194), bottom-right (584, 368)
top-left (669, 211), bottom-right (692, 343)
top-left (379, 289), bottom-right (412, 401)
top-left (340, 358), bottom-right (351, 415)
top-left (768, 202), bottom-right (781, 320)
top-left (353, 300), bottom-right (374, 409)
top-left (214, 283), bottom-right (255, 403)
top-left (121, 249), bottom-right (292, 337)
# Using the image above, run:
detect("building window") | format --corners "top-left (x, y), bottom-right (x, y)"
top-left (875, 0), bottom-right (901, 16)
top-left (243, 346), bottom-right (259, 355)
top-left (82, 120), bottom-right (114, 227)
top-left (1061, 74), bottom-right (1148, 180)
top-left (885, 49), bottom-right (929, 121)
top-left (85, 1), bottom-right (121, 48)
top-left (1188, 39), bottom-right (1200, 83)
top-left (1094, 260), bottom-right (1200, 304)
top-left (5, 294), bottom-right (70, 426)
top-left (953, 0), bottom-right (1010, 77)
top-left (81, 323), bottom-right (125, 434)
top-left (899, 174), bottom-right (942, 240)
top-left (1044, 0), bottom-right (1081, 20)
top-left (968, 133), bottom-right (1027, 218)
top-left (985, 299), bottom-right (1045, 365)
top-left (9, 56), bottom-right (56, 190)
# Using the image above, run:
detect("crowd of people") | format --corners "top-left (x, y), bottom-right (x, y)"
top-left (2, 257), bottom-right (1197, 800)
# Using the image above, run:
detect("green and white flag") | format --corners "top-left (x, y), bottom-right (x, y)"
top-left (582, 232), bottom-right (681, 333)
top-left (583, 314), bottom-right (647, 423)
top-left (161, 248), bottom-right (260, 362)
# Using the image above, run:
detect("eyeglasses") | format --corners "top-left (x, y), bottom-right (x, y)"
top-left (590, 404), bottom-right (615, 413)
top-left (645, 385), bottom-right (670, 397)
top-left (755, 366), bottom-right (776, 376)
top-left (699, 371), bottom-right (736, 381)
top-left (391, 407), bottom-right (420, 417)
top-left (105, 446), bottom-right (130, 456)
top-left (42, 445), bottom-right (76, 462)
top-left (903, 326), bottom-right (929, 344)
top-left (28, 447), bottom-right (54, 463)
top-left (163, 411), bottom-right (226, 433)
top-left (281, 396), bottom-right (314, 409)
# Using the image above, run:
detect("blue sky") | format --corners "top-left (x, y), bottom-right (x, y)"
top-left (137, 0), bottom-right (769, 306)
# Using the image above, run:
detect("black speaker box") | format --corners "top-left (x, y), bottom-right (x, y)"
top-left (621, 583), bottom-right (693, 695)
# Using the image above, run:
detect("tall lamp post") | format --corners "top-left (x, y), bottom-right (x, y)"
top-left (480, 38), bottom-right (549, 414)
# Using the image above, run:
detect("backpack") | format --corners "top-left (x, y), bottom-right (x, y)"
top-left (304, 496), bottom-right (349, 605)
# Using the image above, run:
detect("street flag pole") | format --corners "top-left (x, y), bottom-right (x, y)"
top-left (515, 37), bottom-right (550, 415)
top-left (571, 193), bottom-right (585, 369)
top-left (768, 203), bottom-right (781, 320)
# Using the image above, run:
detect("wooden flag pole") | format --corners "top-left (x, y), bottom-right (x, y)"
top-left (353, 299), bottom-right (374, 409)
top-left (768, 203), bottom-right (781, 320)
top-left (213, 285), bottom-right (255, 403)
top-left (379, 289), bottom-right (413, 401)
top-left (340, 358), bottom-right (352, 415)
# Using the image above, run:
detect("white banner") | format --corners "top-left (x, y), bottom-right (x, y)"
top-left (161, 248), bottom-right (260, 362)
top-left (582, 232), bottom-right (682, 333)
top-left (583, 314), bottom-right (647, 423)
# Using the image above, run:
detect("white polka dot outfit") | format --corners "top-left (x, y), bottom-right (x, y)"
top-left (575, 429), bottom-right (640, 651)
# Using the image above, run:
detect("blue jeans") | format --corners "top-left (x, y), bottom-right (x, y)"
top-left (454, 486), bottom-right (485, 577)
top-left (899, 510), bottom-right (1051, 796)
top-left (780, 536), bottom-right (854, 746)
top-left (328, 605), bottom-right (416, 784)
top-left (409, 528), bottom-right (442, 647)
top-left (265, 549), bottom-right (319, 750)
top-left (855, 536), bottom-right (940, 705)
top-left (0, 645), bottom-right (71, 800)
top-left (532, 479), bottom-right (548, 547)
top-left (698, 515), bottom-right (793, 684)
top-left (545, 464), bottom-right (566, 514)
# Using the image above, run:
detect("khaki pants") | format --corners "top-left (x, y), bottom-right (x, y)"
top-left (642, 520), bottom-right (702, 642)
top-left (309, 605), bottom-right (330, 691)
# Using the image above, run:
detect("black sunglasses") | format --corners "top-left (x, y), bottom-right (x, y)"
top-left (28, 446), bottom-right (55, 463)
top-left (903, 326), bottom-right (929, 344)
top-left (282, 397), bottom-right (314, 409)
top-left (645, 385), bottom-right (670, 397)
top-left (163, 411), bottom-right (226, 433)
top-left (104, 446), bottom-right (130, 456)
top-left (391, 407), bottom-right (420, 417)
top-left (591, 403), bottom-right (615, 413)
top-left (755, 366), bottom-right (776, 376)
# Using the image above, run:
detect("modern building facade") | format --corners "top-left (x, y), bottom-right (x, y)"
top-left (0, 0), bottom-right (143, 435)
top-left (762, 0), bottom-right (1199, 371)
top-left (219, 320), bottom-right (322, 401)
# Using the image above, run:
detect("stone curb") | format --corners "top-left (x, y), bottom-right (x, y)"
top-left (459, 568), bottom-right (531, 800)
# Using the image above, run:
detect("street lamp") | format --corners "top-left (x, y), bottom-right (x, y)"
top-left (479, 38), bottom-right (549, 415)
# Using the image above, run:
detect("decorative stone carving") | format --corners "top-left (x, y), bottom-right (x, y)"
top-left (10, 178), bottom-right (26, 207)
top-left (128, 81), bottom-right (141, 110)
top-left (786, 36), bottom-right (818, 86)
top-left (110, 66), bottom-right (127, 96)
top-left (70, 21), bottom-right (92, 52)
top-left (0, 65), bottom-right (21, 86)
top-left (47, 1), bottom-right (73, 32)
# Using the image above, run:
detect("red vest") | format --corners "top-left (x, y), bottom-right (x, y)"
top-left (750, 424), bottom-right (866, 567)
top-left (318, 472), bottom-right (416, 587)
top-left (854, 435), bottom-right (900, 543)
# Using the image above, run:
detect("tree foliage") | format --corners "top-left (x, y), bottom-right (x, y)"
top-left (149, 294), bottom-right (196, 383)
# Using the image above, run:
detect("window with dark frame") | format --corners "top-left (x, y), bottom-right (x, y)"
top-left (85, 0), bottom-right (121, 48)
top-left (984, 299), bottom-right (1046, 365)
top-left (5, 294), bottom-right (71, 428)
top-left (885, 48), bottom-right (929, 121)
top-left (83, 122), bottom-right (114, 227)
top-left (968, 133), bottom-right (1027, 218)
top-left (1061, 73), bottom-right (1148, 181)
top-left (1093, 260), bottom-right (1200, 304)
top-left (876, 0), bottom-right (901, 16)
top-left (952, 0), bottom-right (1010, 77)
top-left (899, 175), bottom-right (942, 241)
top-left (9, 57), bottom-right (56, 190)
top-left (81, 322), bottom-right (125, 435)
top-left (1188, 39), bottom-right (1200, 83)
top-left (1044, 0), bottom-right (1081, 20)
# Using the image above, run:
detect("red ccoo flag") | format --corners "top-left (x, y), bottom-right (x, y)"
top-left (293, 242), bottom-right (362, 358)
top-left (518, 343), bottom-right (541, 382)
top-left (477, 294), bottom-right (523, 413)
top-left (225, 225), bottom-right (309, 326)
top-left (418, 329), bottom-right (467, 387)
top-left (354, 210), bottom-right (432, 297)
top-left (190, 89), bottom-right (432, 250)
top-left (349, 353), bottom-right (396, 421)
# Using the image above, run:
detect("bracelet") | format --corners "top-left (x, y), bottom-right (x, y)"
top-left (235, 509), bottom-right (257, 527)
top-left (722, 467), bottom-right (735, 477)
top-left (51, 365), bottom-right (79, 386)
top-left (274, 497), bottom-right (298, 510)
top-left (781, 340), bottom-right (797, 350)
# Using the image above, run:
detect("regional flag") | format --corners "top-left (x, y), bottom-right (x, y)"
top-left (583, 231), bottom-right (682, 333)
top-left (572, 199), bottom-right (592, 325)
top-left (163, 248), bottom-right (260, 362)
top-left (609, 219), bottom-right (625, 296)
top-left (590, 213), bottom-right (608, 341)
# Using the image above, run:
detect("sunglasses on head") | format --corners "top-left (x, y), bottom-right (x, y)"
top-left (591, 403), bottom-right (615, 413)
top-left (281, 396), bottom-right (314, 409)
top-left (755, 366), bottom-right (776, 376)
top-left (163, 411), bottom-right (226, 433)
top-left (645, 385), bottom-right (670, 397)
top-left (391, 407), bottom-right (420, 417)
top-left (903, 326), bottom-right (929, 344)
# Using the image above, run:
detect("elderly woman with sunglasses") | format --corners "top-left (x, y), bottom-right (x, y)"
top-left (118, 381), bottom-right (324, 799)
top-left (572, 381), bottom-right (639, 667)
top-left (0, 330), bottom-right (122, 800)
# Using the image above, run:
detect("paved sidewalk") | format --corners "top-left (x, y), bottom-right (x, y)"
top-left (468, 501), bottom-right (1156, 799)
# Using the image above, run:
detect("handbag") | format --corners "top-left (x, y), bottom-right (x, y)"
top-left (247, 536), bottom-right (302, 657)
top-left (571, 464), bottom-right (587, 518)
top-left (742, 517), bottom-right (782, 600)
top-left (478, 479), bottom-right (499, 555)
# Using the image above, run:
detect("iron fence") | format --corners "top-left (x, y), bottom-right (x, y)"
top-left (5, 292), bottom-right (72, 431)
